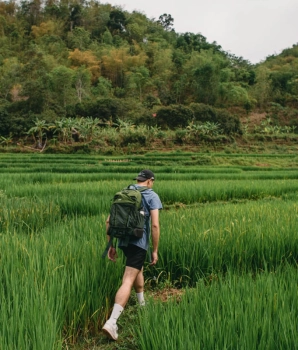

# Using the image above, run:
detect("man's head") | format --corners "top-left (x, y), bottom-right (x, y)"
top-left (134, 169), bottom-right (155, 188)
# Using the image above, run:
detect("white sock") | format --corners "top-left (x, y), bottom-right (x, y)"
top-left (136, 292), bottom-right (145, 306)
top-left (108, 303), bottom-right (123, 324)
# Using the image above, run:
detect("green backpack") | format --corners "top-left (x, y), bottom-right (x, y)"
top-left (102, 185), bottom-right (147, 258)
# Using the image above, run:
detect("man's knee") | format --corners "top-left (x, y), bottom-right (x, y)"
top-left (122, 266), bottom-right (140, 284)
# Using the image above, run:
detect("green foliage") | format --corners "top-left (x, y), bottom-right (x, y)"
top-left (126, 66), bottom-right (150, 100)
top-left (0, 106), bottom-right (10, 136)
top-left (108, 9), bottom-right (127, 34)
top-left (27, 118), bottom-right (52, 148)
top-left (74, 98), bottom-right (121, 122)
top-left (0, 0), bottom-right (297, 140)
top-left (4, 104), bottom-right (36, 136)
top-left (67, 27), bottom-right (91, 50)
top-left (102, 28), bottom-right (113, 45)
top-left (91, 77), bottom-right (113, 97)
top-left (187, 120), bottom-right (223, 136)
top-left (157, 13), bottom-right (174, 31)
top-left (253, 117), bottom-right (297, 135)
top-left (189, 103), bottom-right (242, 134)
top-left (0, 57), bottom-right (22, 100)
top-left (155, 105), bottom-right (193, 129)
top-left (48, 66), bottom-right (75, 108)
top-left (176, 32), bottom-right (221, 53)
top-left (0, 134), bottom-right (13, 148)
top-left (73, 66), bottom-right (91, 103)
top-left (142, 94), bottom-right (161, 109)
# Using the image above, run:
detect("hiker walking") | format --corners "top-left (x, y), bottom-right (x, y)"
top-left (102, 169), bottom-right (163, 340)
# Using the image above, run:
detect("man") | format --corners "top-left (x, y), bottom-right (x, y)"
top-left (102, 169), bottom-right (163, 341)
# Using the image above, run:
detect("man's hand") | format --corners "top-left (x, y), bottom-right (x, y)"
top-left (108, 247), bottom-right (118, 262)
top-left (150, 251), bottom-right (158, 265)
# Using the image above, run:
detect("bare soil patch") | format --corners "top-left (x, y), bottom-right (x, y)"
top-left (150, 288), bottom-right (184, 302)
top-left (240, 112), bottom-right (267, 131)
top-left (255, 163), bottom-right (271, 167)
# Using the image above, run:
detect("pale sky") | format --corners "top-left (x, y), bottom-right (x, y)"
top-left (108, 0), bottom-right (298, 64)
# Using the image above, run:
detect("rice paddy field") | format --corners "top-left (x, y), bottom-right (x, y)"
top-left (0, 151), bottom-right (298, 349)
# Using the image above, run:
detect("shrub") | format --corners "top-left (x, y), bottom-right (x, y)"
top-left (189, 103), bottom-right (242, 135)
top-left (120, 133), bottom-right (147, 146)
top-left (174, 129), bottom-right (188, 144)
top-left (135, 111), bottom-right (159, 127)
top-left (0, 106), bottom-right (10, 136)
top-left (74, 98), bottom-right (122, 123)
top-left (155, 105), bottom-right (194, 129)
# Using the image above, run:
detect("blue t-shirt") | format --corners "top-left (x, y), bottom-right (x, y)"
top-left (119, 185), bottom-right (162, 251)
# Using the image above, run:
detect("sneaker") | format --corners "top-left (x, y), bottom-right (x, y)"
top-left (102, 321), bottom-right (118, 341)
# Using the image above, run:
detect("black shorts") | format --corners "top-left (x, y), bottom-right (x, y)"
top-left (120, 244), bottom-right (147, 270)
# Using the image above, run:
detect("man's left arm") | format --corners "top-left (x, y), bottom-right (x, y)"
top-left (150, 209), bottom-right (160, 265)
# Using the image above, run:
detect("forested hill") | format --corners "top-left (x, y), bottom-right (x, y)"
top-left (0, 0), bottom-right (298, 138)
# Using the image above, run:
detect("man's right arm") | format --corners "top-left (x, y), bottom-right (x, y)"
top-left (105, 214), bottom-right (117, 262)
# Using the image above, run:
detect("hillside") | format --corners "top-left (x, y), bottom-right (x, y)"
top-left (0, 0), bottom-right (297, 149)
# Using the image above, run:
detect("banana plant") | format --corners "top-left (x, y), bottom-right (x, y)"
top-left (53, 118), bottom-right (77, 144)
top-left (83, 117), bottom-right (101, 142)
top-left (0, 134), bottom-right (13, 148)
top-left (187, 121), bottom-right (222, 136)
top-left (116, 118), bottom-right (135, 131)
top-left (26, 119), bottom-right (50, 149)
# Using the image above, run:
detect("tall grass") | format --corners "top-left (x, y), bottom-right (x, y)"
top-left (0, 215), bottom-right (123, 349)
top-left (1, 178), bottom-right (298, 218)
top-left (0, 193), bottom-right (60, 233)
top-left (136, 265), bottom-right (298, 350)
top-left (150, 198), bottom-right (298, 284)
top-left (0, 153), bottom-right (298, 348)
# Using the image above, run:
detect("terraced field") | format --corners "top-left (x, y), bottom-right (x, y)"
top-left (0, 152), bottom-right (297, 349)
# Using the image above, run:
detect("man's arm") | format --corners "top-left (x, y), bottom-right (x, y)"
top-left (105, 215), bottom-right (117, 262)
top-left (150, 209), bottom-right (160, 265)
top-left (106, 215), bottom-right (110, 237)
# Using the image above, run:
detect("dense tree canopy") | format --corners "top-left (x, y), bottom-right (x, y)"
top-left (0, 0), bottom-right (297, 137)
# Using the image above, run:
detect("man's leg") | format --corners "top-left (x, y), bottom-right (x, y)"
top-left (133, 267), bottom-right (144, 293)
top-left (115, 266), bottom-right (141, 306)
top-left (103, 245), bottom-right (146, 340)
top-left (134, 268), bottom-right (145, 305)
top-left (102, 266), bottom-right (140, 340)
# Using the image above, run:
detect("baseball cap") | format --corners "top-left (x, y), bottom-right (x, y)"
top-left (134, 169), bottom-right (155, 182)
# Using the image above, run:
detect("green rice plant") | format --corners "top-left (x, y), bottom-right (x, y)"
top-left (1, 169), bottom-right (295, 184)
top-left (0, 193), bottom-right (61, 233)
top-left (149, 198), bottom-right (298, 283)
top-left (1, 152), bottom-right (298, 168)
top-left (136, 265), bottom-right (298, 350)
top-left (2, 176), bottom-right (298, 217)
top-left (155, 179), bottom-right (298, 204)
top-left (1, 153), bottom-right (298, 348)
top-left (0, 215), bottom-right (124, 349)
top-left (0, 182), bottom-right (115, 215)
top-left (0, 234), bottom-right (65, 349)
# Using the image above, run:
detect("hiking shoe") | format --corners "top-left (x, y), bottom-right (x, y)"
top-left (102, 321), bottom-right (118, 341)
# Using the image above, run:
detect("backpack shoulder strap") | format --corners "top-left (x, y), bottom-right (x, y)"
top-left (126, 184), bottom-right (148, 192)
top-left (137, 186), bottom-right (148, 192)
